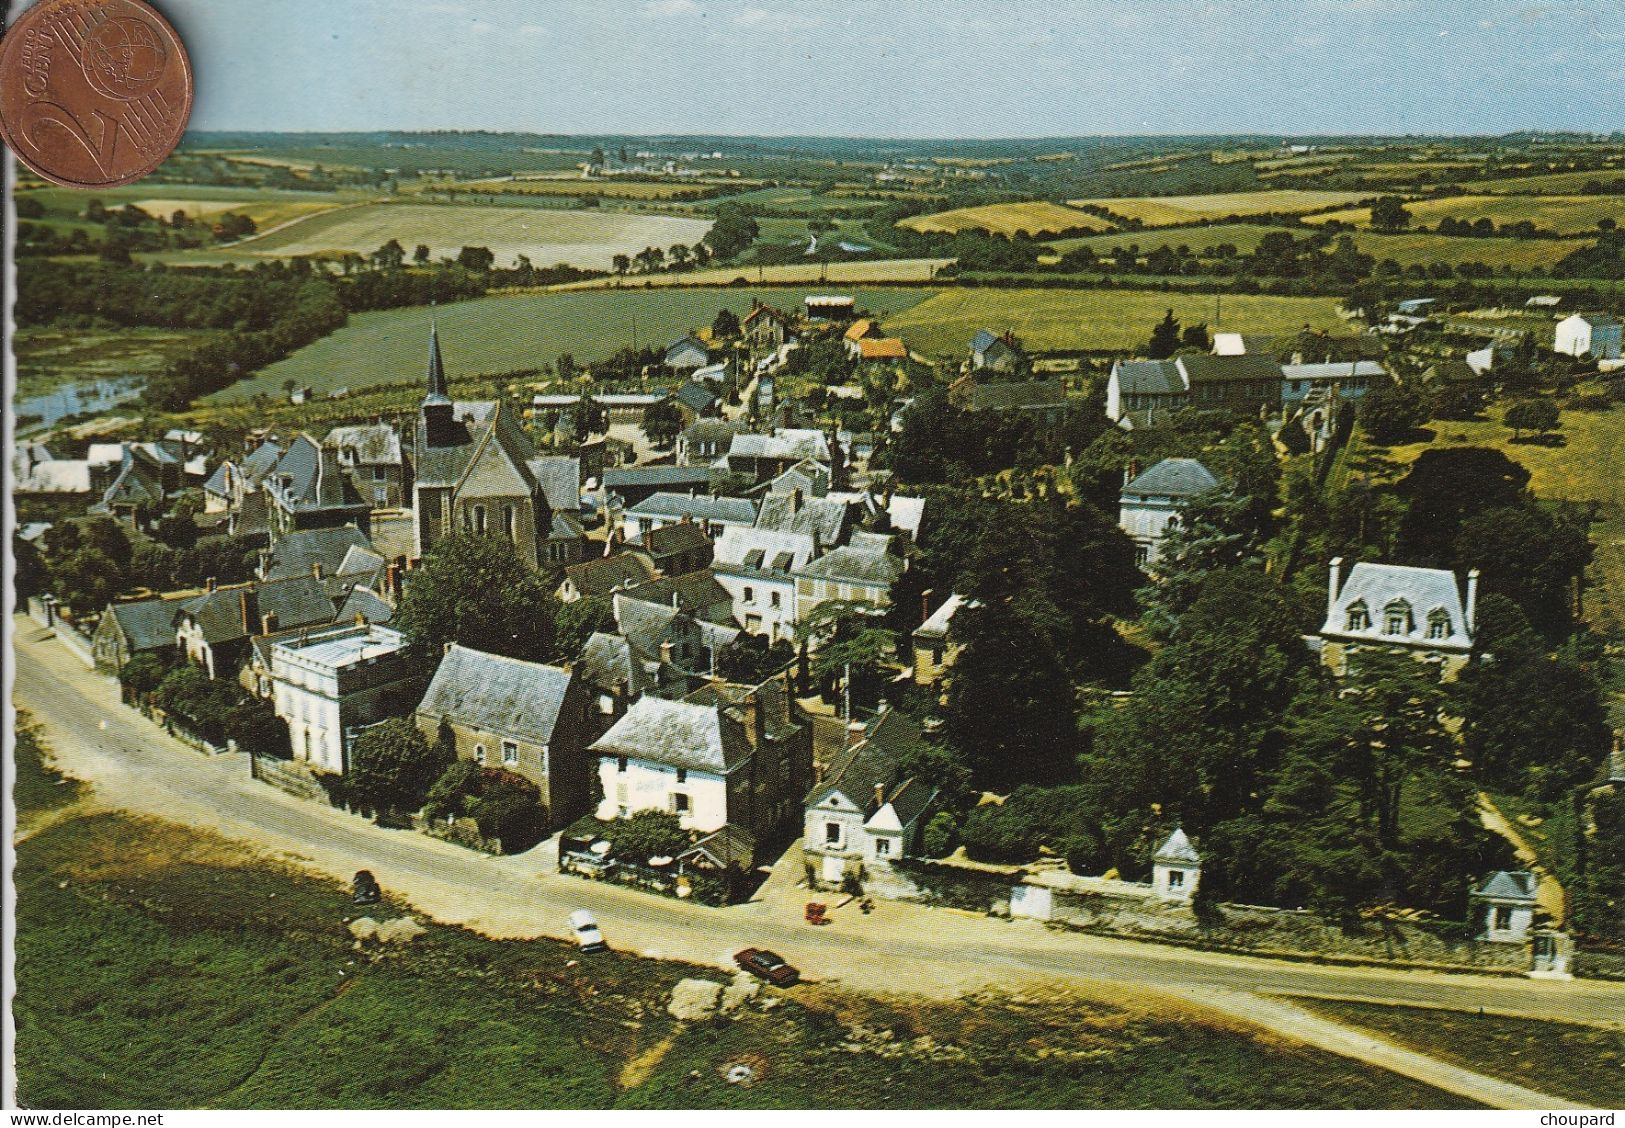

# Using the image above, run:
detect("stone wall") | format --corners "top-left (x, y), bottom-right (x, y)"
top-left (250, 753), bottom-right (334, 805)
top-left (413, 813), bottom-right (503, 855)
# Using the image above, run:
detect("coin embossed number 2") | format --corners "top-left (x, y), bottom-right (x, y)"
top-left (0, 0), bottom-right (192, 189)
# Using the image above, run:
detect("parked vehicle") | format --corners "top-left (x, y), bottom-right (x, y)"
top-left (568, 909), bottom-right (608, 953)
top-left (352, 870), bottom-right (381, 906)
top-left (734, 947), bottom-right (800, 986)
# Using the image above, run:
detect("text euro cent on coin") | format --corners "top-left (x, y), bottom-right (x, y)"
top-left (0, 0), bottom-right (192, 188)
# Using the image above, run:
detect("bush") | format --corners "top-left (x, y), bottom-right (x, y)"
top-left (960, 786), bottom-right (1105, 871)
top-left (423, 762), bottom-right (547, 851)
top-left (921, 811), bottom-right (959, 858)
top-left (603, 809), bottom-right (690, 864)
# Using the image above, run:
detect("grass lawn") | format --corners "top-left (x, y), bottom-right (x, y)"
top-left (881, 286), bottom-right (1348, 356)
top-left (1468, 169), bottom-right (1625, 195)
top-left (899, 201), bottom-right (1111, 237)
top-left (19, 183), bottom-right (352, 230)
top-left (228, 202), bottom-right (713, 271)
top-left (1066, 190), bottom-right (1371, 228)
top-left (1297, 999), bottom-right (1625, 1110)
top-left (705, 186), bottom-right (887, 214)
top-left (219, 286), bottom-right (934, 402)
top-left (12, 803), bottom-right (1475, 1109)
top-left (13, 328), bottom-right (214, 400)
top-left (1308, 194), bottom-right (1625, 236)
top-left (13, 710), bottom-right (86, 821)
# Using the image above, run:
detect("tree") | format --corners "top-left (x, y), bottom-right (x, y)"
top-left (554, 595), bottom-right (615, 660)
top-left (372, 238), bottom-right (405, 270)
top-left (393, 533), bottom-right (560, 668)
top-left (1370, 196), bottom-right (1412, 234)
top-left (1504, 398), bottom-right (1560, 440)
top-left (413, 243), bottom-right (431, 265)
top-left (640, 398), bottom-right (686, 447)
top-left (612, 253), bottom-right (631, 276)
top-left (347, 717), bottom-right (451, 816)
top-left (51, 548), bottom-right (121, 618)
top-left (226, 695), bottom-right (292, 759)
top-left (1138, 489), bottom-right (1266, 637)
top-left (1454, 504), bottom-right (1590, 640)
top-left (1180, 322), bottom-right (1211, 351)
top-left (715, 634), bottom-right (795, 683)
top-left (456, 245), bottom-right (495, 272)
top-left (118, 652), bottom-right (169, 699)
top-left (711, 307), bottom-right (741, 339)
top-left (1147, 309), bottom-right (1182, 359)
top-left (603, 808), bottom-right (690, 862)
top-left (1358, 379), bottom-right (1428, 444)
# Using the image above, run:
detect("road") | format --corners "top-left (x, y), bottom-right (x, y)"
top-left (12, 618), bottom-right (1616, 1109)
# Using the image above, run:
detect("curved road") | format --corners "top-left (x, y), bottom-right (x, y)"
top-left (12, 619), bottom-right (1616, 1109)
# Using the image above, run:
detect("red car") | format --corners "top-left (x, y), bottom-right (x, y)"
top-left (734, 947), bottom-right (800, 986)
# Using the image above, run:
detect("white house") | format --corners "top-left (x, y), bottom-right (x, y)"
top-left (1118, 458), bottom-right (1219, 566)
top-left (620, 492), bottom-right (757, 543)
top-left (1471, 870), bottom-right (1538, 943)
top-left (711, 525), bottom-right (816, 641)
top-left (1152, 828), bottom-right (1202, 902)
top-left (270, 621), bottom-right (418, 775)
top-left (1555, 312), bottom-right (1624, 360)
top-left (1318, 557), bottom-right (1477, 679)
top-left (794, 532), bottom-right (904, 621)
top-left (803, 708), bottom-right (935, 886)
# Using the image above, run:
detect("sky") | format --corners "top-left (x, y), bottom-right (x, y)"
top-left (127, 0), bottom-right (1625, 137)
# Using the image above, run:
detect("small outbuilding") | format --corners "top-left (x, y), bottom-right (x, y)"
top-left (1152, 828), bottom-right (1201, 902)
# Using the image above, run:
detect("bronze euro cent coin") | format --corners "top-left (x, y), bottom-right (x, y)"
top-left (0, 0), bottom-right (193, 188)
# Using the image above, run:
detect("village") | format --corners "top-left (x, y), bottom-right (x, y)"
top-left (15, 272), bottom-right (1625, 986)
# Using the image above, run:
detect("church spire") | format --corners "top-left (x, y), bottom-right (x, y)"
top-left (425, 313), bottom-right (450, 405)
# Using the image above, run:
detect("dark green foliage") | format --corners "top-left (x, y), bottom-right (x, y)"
top-left (1147, 309), bottom-right (1182, 359)
top-left (1570, 789), bottom-right (1625, 941)
top-left (393, 533), bottom-right (559, 669)
top-left (1138, 488), bottom-right (1270, 639)
top-left (1503, 398), bottom-right (1560, 439)
top-left (640, 398), bottom-right (686, 447)
top-left (705, 203), bottom-right (759, 260)
top-left (1430, 385), bottom-right (1484, 421)
top-left (425, 763), bottom-right (547, 850)
top-left (226, 695), bottom-right (292, 760)
top-left (118, 652), bottom-right (170, 698)
top-left (602, 809), bottom-right (690, 863)
top-left (553, 595), bottom-right (615, 661)
top-left (921, 811), bottom-right (959, 858)
top-left (347, 717), bottom-right (451, 815)
top-left (1369, 196), bottom-right (1412, 233)
top-left (1392, 447), bottom-right (1532, 568)
top-left (715, 634), bottom-right (796, 684)
top-left (960, 786), bottom-right (1105, 870)
top-left (1359, 379), bottom-right (1428, 445)
top-left (1454, 504), bottom-right (1590, 640)
top-left (151, 666), bottom-right (243, 744)
top-left (711, 307), bottom-right (741, 338)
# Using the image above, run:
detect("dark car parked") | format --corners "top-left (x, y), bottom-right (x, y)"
top-left (734, 947), bottom-right (800, 986)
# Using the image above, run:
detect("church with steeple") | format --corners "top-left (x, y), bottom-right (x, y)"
top-left (410, 322), bottom-right (586, 570)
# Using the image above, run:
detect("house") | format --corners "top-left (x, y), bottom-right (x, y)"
top-left (92, 592), bottom-right (192, 675)
top-left (675, 420), bottom-right (747, 467)
top-left (175, 575), bottom-right (339, 679)
top-left (93, 450), bottom-right (166, 524)
top-left (712, 525), bottom-right (818, 641)
top-left (742, 302), bottom-right (797, 355)
top-left (755, 489), bottom-right (852, 549)
top-left (533, 392), bottom-right (670, 429)
top-left (1395, 297), bottom-right (1437, 316)
top-left (1279, 360), bottom-right (1385, 405)
top-left (794, 533), bottom-right (905, 621)
top-left (603, 465), bottom-right (715, 508)
top-left (1423, 359), bottom-right (1485, 388)
top-left (970, 328), bottom-right (1028, 376)
top-left (589, 670), bottom-right (811, 854)
top-left (1471, 870), bottom-right (1539, 943)
top-left (1211, 333), bottom-right (1278, 357)
top-left (803, 706), bottom-right (936, 885)
top-left (415, 643), bottom-right (595, 832)
top-left (611, 589), bottom-right (740, 681)
top-left (672, 379), bottom-right (720, 424)
top-left (263, 434), bottom-right (373, 544)
top-left (1554, 312), bottom-right (1623, 360)
top-left (618, 570), bottom-right (736, 624)
top-left (691, 357), bottom-right (733, 385)
top-left (271, 622), bottom-right (421, 776)
top-left (558, 552), bottom-right (659, 603)
top-left (911, 593), bottom-right (965, 686)
top-left (768, 460), bottom-right (831, 500)
top-left (621, 492), bottom-right (757, 543)
top-left (259, 525), bottom-right (375, 583)
top-left (1152, 828), bottom-right (1202, 902)
top-left (1106, 354), bottom-right (1283, 426)
top-left (842, 318), bottom-right (883, 358)
top-left (723, 429), bottom-right (836, 484)
top-left (664, 334), bottom-right (711, 372)
top-left (413, 324), bottom-right (574, 570)
top-left (576, 631), bottom-right (657, 726)
top-left (804, 295), bottom-right (856, 322)
top-left (1526, 295), bottom-right (1563, 309)
top-left (202, 437), bottom-right (283, 515)
top-left (1318, 557), bottom-right (1477, 679)
top-left (1105, 359), bottom-right (1185, 425)
top-left (952, 378), bottom-right (1072, 426)
top-left (638, 521), bottom-right (714, 577)
top-left (325, 422), bottom-right (409, 509)
top-left (856, 337), bottom-right (908, 363)
top-left (575, 434), bottom-right (636, 482)
top-left (1118, 458), bottom-right (1220, 566)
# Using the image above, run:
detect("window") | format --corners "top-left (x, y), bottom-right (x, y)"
top-left (474, 743), bottom-right (486, 764)
top-left (1384, 600), bottom-right (1413, 636)
top-left (504, 505), bottom-right (516, 542)
top-left (743, 586), bottom-right (754, 604)
top-left (825, 821), bottom-right (841, 845)
top-left (770, 591), bottom-right (781, 608)
top-left (502, 740), bottom-right (518, 765)
top-left (473, 505), bottom-right (487, 535)
top-left (875, 837), bottom-right (891, 857)
top-left (1135, 544), bottom-right (1150, 566)
top-left (1345, 602), bottom-right (1370, 632)
top-left (1427, 611), bottom-right (1451, 640)
top-left (1495, 906), bottom-right (1512, 931)
top-left (1168, 869), bottom-right (1185, 889)
top-left (673, 793), bottom-right (690, 814)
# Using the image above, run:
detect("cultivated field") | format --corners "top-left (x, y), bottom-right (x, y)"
top-left (19, 183), bottom-right (352, 231)
top-left (881, 287), bottom-right (1348, 355)
top-left (708, 186), bottom-right (889, 213)
top-left (554, 258), bottom-right (954, 289)
top-left (1307, 194), bottom-right (1625, 236)
top-left (1045, 224), bottom-right (1592, 270)
top-left (899, 201), bottom-right (1112, 237)
top-left (233, 203), bottom-right (714, 269)
top-left (222, 286), bottom-right (935, 402)
top-left (1066, 190), bottom-right (1371, 227)
top-left (440, 177), bottom-right (733, 200)
top-left (131, 196), bottom-right (340, 229)
top-left (1465, 169), bottom-right (1625, 195)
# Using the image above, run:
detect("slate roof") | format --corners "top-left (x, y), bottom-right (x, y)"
top-left (337, 586), bottom-right (394, 624)
top-left (642, 521), bottom-right (713, 561)
top-left (242, 438), bottom-right (285, 482)
top-left (913, 593), bottom-right (965, 641)
top-left (99, 456), bottom-right (164, 509)
top-left (1176, 353), bottom-right (1283, 386)
top-left (727, 430), bottom-right (831, 464)
top-left (412, 400), bottom-right (503, 488)
top-left (416, 644), bottom-right (575, 747)
top-left (797, 545), bottom-right (904, 586)
top-left (1112, 360), bottom-right (1183, 396)
top-left (563, 552), bottom-right (657, 598)
top-left (605, 466), bottom-right (714, 491)
top-left (589, 695), bottom-right (750, 774)
top-left (966, 380), bottom-right (1069, 412)
top-left (1572, 312), bottom-right (1623, 329)
top-left (1122, 458), bottom-right (1220, 499)
top-left (578, 631), bottom-right (656, 697)
top-left (676, 824), bottom-right (757, 869)
top-left (266, 434), bottom-right (365, 514)
top-left (882, 776), bottom-right (935, 830)
top-left (179, 576), bottom-right (336, 645)
top-left (675, 380), bottom-right (717, 413)
top-left (527, 456), bottom-right (581, 513)
top-left (325, 423), bottom-right (403, 465)
top-left (626, 493), bottom-right (757, 526)
top-left (1322, 560), bottom-right (1473, 649)
top-left (971, 328), bottom-right (999, 352)
top-left (755, 493), bottom-right (851, 547)
top-left (807, 708), bottom-right (921, 810)
top-left (262, 526), bottom-right (374, 582)
top-left (1154, 828), bottom-right (1201, 864)
top-left (713, 526), bottom-right (817, 576)
top-left (1474, 870), bottom-right (1538, 902)
top-left (1281, 360), bottom-right (1388, 383)
top-left (767, 460), bottom-right (830, 498)
top-left (336, 544), bottom-right (387, 578)
top-left (620, 570), bottom-right (732, 617)
top-left (107, 595), bottom-right (190, 653)
top-left (679, 420), bottom-right (748, 446)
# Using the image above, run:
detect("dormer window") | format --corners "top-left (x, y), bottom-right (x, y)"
top-left (1345, 602), bottom-right (1370, 632)
top-left (1427, 610), bottom-right (1451, 640)
top-left (1384, 600), bottom-right (1413, 636)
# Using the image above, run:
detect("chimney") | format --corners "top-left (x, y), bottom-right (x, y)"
top-left (1465, 568), bottom-right (1480, 633)
top-left (355, 611), bottom-right (367, 628)
top-left (239, 589), bottom-right (252, 635)
top-left (386, 562), bottom-right (399, 597)
top-left (847, 720), bottom-right (867, 749)
top-left (790, 487), bottom-right (802, 514)
top-left (741, 690), bottom-right (764, 746)
top-left (873, 782), bottom-right (887, 810)
top-left (920, 587), bottom-right (933, 627)
top-left (1327, 557), bottom-right (1344, 624)
top-left (311, 561), bottom-right (324, 581)
top-left (260, 612), bottom-right (278, 635)
top-left (659, 640), bottom-right (674, 665)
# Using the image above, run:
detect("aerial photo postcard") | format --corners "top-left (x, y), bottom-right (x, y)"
top-left (5, 0), bottom-right (1625, 1116)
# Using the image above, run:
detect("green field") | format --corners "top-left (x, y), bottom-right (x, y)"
top-left (13, 328), bottom-right (213, 400)
top-left (900, 201), bottom-right (1111, 237)
top-left (1045, 224), bottom-right (1593, 270)
top-left (707, 186), bottom-right (888, 214)
top-left (18, 183), bottom-right (357, 229)
top-left (224, 287), bottom-right (934, 402)
top-left (554, 259), bottom-right (954, 289)
top-left (1066, 190), bottom-right (1371, 228)
top-left (1308, 194), bottom-right (1625, 236)
top-left (229, 202), bottom-right (714, 270)
top-left (881, 287), bottom-right (1349, 356)
top-left (1466, 169), bottom-right (1625, 195)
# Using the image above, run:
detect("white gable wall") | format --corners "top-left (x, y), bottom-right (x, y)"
top-left (598, 755), bottom-right (728, 834)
